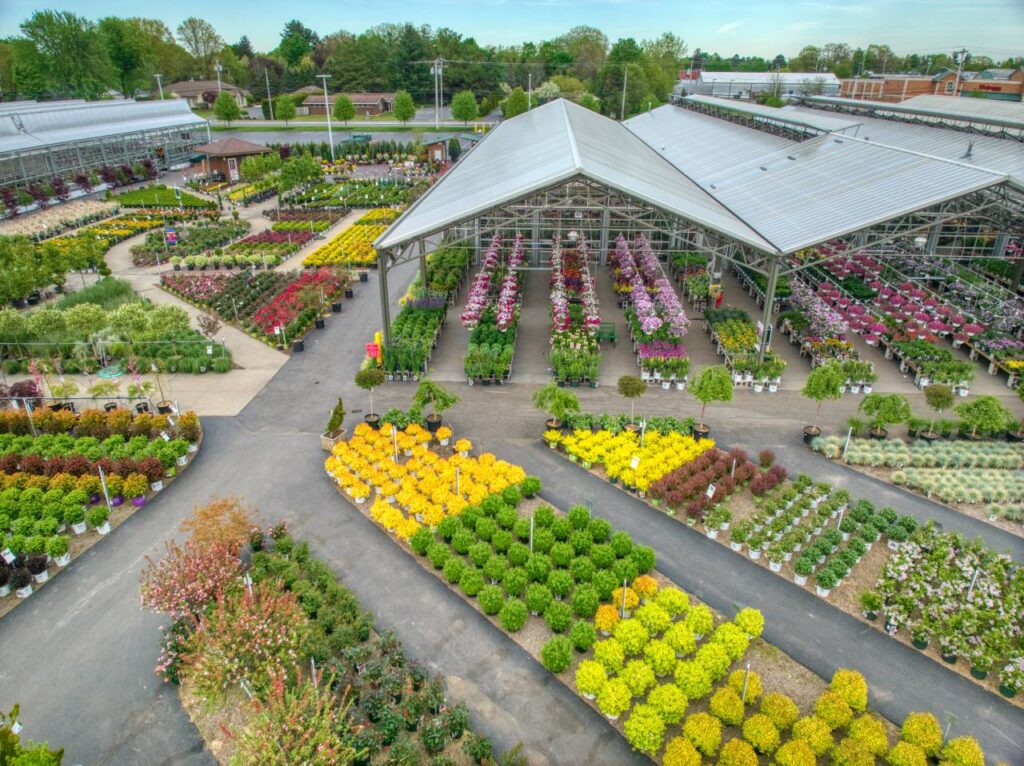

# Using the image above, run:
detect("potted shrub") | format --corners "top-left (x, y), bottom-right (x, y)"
top-left (954, 395), bottom-right (1013, 440)
top-left (0, 566), bottom-right (9, 598)
top-left (920, 384), bottom-right (953, 441)
top-left (532, 382), bottom-right (580, 431)
top-left (87, 506), bottom-right (111, 535)
top-left (11, 568), bottom-right (32, 598)
top-left (321, 397), bottom-right (347, 451)
top-left (65, 505), bottom-right (87, 535)
top-left (815, 568), bottom-right (837, 597)
top-left (800, 362), bottom-right (844, 445)
top-left (793, 555), bottom-right (814, 585)
top-left (859, 590), bottom-right (882, 621)
top-left (355, 367), bottom-right (386, 428)
top-left (26, 554), bottom-right (49, 584)
top-left (617, 375), bottom-right (646, 429)
top-left (859, 393), bottom-right (911, 440)
top-left (46, 535), bottom-right (71, 567)
top-left (412, 379), bottom-right (459, 433)
top-left (690, 365), bottom-right (733, 440)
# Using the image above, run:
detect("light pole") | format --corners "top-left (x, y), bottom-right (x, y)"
top-left (153, 73), bottom-right (164, 100)
top-left (214, 60), bottom-right (223, 93)
top-left (318, 74), bottom-right (335, 162)
top-left (264, 67), bottom-right (275, 120)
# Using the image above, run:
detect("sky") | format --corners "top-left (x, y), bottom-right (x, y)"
top-left (2, 0), bottom-right (1022, 60)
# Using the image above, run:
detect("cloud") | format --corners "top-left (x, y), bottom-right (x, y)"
top-left (716, 19), bottom-right (745, 34)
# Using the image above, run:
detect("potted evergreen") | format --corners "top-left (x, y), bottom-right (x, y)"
top-left (801, 362), bottom-right (844, 445)
top-left (859, 393), bottom-right (911, 440)
top-left (321, 397), bottom-right (347, 451)
top-left (690, 365), bottom-right (733, 440)
top-left (532, 382), bottom-right (580, 432)
top-left (412, 379), bottom-right (459, 433)
top-left (617, 375), bottom-right (646, 430)
top-left (921, 384), bottom-right (953, 441)
top-left (355, 367), bottom-right (386, 429)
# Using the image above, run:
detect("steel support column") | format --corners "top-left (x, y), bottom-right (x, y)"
top-left (599, 208), bottom-right (611, 265)
top-left (925, 222), bottom-right (941, 254)
top-left (379, 250), bottom-right (392, 347)
top-left (417, 239), bottom-right (428, 286)
top-left (757, 256), bottom-right (781, 362)
top-left (473, 219), bottom-right (481, 265)
top-left (531, 210), bottom-right (541, 265)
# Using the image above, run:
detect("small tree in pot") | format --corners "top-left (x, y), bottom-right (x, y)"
top-left (532, 382), bottom-right (580, 431)
top-left (801, 362), bottom-right (844, 444)
top-left (321, 397), bottom-right (346, 451)
top-left (617, 375), bottom-right (646, 428)
top-left (954, 395), bottom-right (1013, 440)
top-left (922, 384), bottom-right (953, 441)
top-left (690, 365), bottom-right (733, 440)
top-left (412, 379), bottom-right (459, 433)
top-left (355, 367), bottom-right (386, 428)
top-left (859, 393), bottom-right (911, 440)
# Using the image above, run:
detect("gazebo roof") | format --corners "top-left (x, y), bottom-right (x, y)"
top-left (194, 137), bottom-right (271, 158)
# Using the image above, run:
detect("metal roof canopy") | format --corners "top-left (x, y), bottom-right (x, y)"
top-left (800, 94), bottom-right (1024, 135)
top-left (681, 94), bottom-right (862, 135)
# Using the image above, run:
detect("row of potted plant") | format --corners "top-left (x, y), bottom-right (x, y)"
top-left (550, 239), bottom-right (602, 385)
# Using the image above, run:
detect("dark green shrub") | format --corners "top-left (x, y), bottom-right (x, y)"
top-left (541, 636), bottom-right (573, 672)
top-left (547, 569), bottom-right (574, 598)
top-left (588, 518), bottom-right (612, 543)
top-left (610, 530), bottom-right (633, 558)
top-left (572, 583), bottom-right (600, 617)
top-left (525, 553), bottom-right (551, 582)
top-left (591, 543), bottom-right (616, 569)
top-left (570, 620), bottom-right (597, 652)
top-left (631, 545), bottom-right (656, 574)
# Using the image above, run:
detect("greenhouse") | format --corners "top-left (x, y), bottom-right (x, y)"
top-left (0, 99), bottom-right (209, 188)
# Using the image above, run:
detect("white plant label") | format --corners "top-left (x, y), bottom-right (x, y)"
top-left (706, 484), bottom-right (716, 499)
top-left (160, 431), bottom-right (171, 442)
top-left (630, 456), bottom-right (640, 470)
top-left (1, 548), bottom-right (14, 563)
top-left (10, 722), bottom-right (22, 734)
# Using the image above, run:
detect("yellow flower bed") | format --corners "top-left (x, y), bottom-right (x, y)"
top-left (303, 216), bottom-right (388, 267)
top-left (357, 208), bottom-right (400, 225)
top-left (560, 429), bottom-right (714, 492)
top-left (325, 422), bottom-right (526, 539)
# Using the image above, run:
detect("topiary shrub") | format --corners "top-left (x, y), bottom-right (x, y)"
top-left (643, 639), bottom-right (677, 677)
top-left (664, 622), bottom-right (697, 657)
top-left (610, 530), bottom-right (633, 557)
top-left (593, 638), bottom-right (626, 674)
top-left (596, 678), bottom-right (632, 719)
top-left (443, 556), bottom-right (466, 584)
top-left (792, 716), bottom-right (834, 756)
top-left (547, 569), bottom-right (573, 599)
top-left (410, 526), bottom-right (433, 555)
top-left (635, 603), bottom-right (672, 636)
top-left (734, 607), bottom-right (764, 637)
top-left (830, 668), bottom-right (868, 712)
top-left (544, 601), bottom-right (573, 633)
top-left (655, 586), bottom-right (689, 616)
top-left (647, 683), bottom-right (688, 725)
top-left (569, 620), bottom-right (596, 652)
top-left (675, 660), bottom-right (712, 700)
top-left (683, 712), bottom-right (721, 757)
top-left (570, 556), bottom-right (595, 583)
top-left (498, 598), bottom-right (527, 632)
top-left (887, 741), bottom-right (928, 766)
top-left (663, 736), bottom-right (702, 766)
top-left (459, 568), bottom-right (484, 598)
top-left (575, 659), bottom-right (607, 697)
top-left (848, 714), bottom-right (889, 756)
top-left (614, 619), bottom-right (650, 656)
top-left (623, 703), bottom-right (666, 756)
top-left (630, 544), bottom-right (656, 574)
top-left (502, 566), bottom-right (528, 597)
top-left (939, 736), bottom-right (984, 766)
top-left (621, 658), bottom-right (657, 697)
top-left (760, 692), bottom-right (799, 731)
top-left (478, 585), bottom-right (504, 615)
top-left (541, 636), bottom-right (573, 673)
top-left (899, 712), bottom-right (942, 757)
top-left (684, 603), bottom-right (713, 636)
top-left (814, 690), bottom-right (853, 730)
top-left (571, 583), bottom-right (599, 618)
top-left (718, 737), bottom-right (758, 766)
top-left (832, 736), bottom-right (875, 766)
top-left (742, 713), bottom-right (780, 755)
top-left (726, 668), bottom-right (762, 704)
top-left (520, 475), bottom-right (541, 497)
top-left (694, 642), bottom-right (731, 681)
top-left (709, 686), bottom-right (745, 726)
top-left (774, 739), bottom-right (816, 766)
top-left (525, 583), bottom-right (553, 614)
top-left (427, 542), bottom-right (450, 570)
top-left (711, 622), bottom-right (750, 661)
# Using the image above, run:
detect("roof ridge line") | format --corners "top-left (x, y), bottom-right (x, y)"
top-left (843, 134), bottom-right (1008, 179)
top-left (623, 112), bottom-right (783, 254)
top-left (562, 101), bottom-right (582, 170)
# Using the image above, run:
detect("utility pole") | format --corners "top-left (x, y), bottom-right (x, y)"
top-left (620, 65), bottom-right (628, 121)
top-left (214, 60), bottom-right (223, 93)
top-left (952, 47), bottom-right (969, 96)
top-left (430, 58), bottom-right (446, 129)
top-left (153, 73), bottom-right (164, 100)
top-left (318, 74), bottom-right (335, 162)
top-left (264, 67), bottom-right (275, 119)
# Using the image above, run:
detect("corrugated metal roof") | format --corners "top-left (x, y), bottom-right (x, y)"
top-left (0, 100), bottom-right (207, 156)
top-left (683, 95), bottom-right (862, 133)
top-left (801, 94), bottom-right (1024, 131)
top-left (376, 99), bottom-right (773, 252)
top-left (698, 71), bottom-right (840, 84)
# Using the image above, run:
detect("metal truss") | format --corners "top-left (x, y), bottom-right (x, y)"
top-left (799, 100), bottom-right (1024, 142)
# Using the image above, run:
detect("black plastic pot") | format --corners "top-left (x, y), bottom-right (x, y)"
top-left (344, 288), bottom-right (354, 299)
top-left (104, 402), bottom-right (119, 412)
top-left (803, 426), bottom-right (821, 445)
top-left (135, 403), bottom-right (150, 414)
top-left (365, 414), bottom-right (381, 429)
top-left (331, 301), bottom-right (343, 313)
top-left (1009, 431), bottom-right (1024, 443)
top-left (941, 653), bottom-right (957, 665)
top-left (693, 424), bottom-right (711, 441)
top-left (868, 427), bottom-right (888, 441)
top-left (315, 318), bottom-right (326, 329)
top-left (425, 415), bottom-right (441, 433)
top-left (292, 339), bottom-right (305, 352)
top-left (157, 401), bottom-right (174, 414)
top-left (359, 271), bottom-right (369, 283)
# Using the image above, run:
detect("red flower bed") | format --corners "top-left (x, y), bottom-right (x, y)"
top-left (236, 230), bottom-right (314, 246)
top-left (649, 447), bottom-right (759, 519)
top-left (251, 269), bottom-right (342, 336)
top-left (161, 273), bottom-right (231, 302)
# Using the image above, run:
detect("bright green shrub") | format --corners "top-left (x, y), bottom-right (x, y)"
top-left (541, 636), bottom-right (573, 673)
top-left (544, 601), bottom-right (573, 633)
top-left (647, 683), bottom-right (688, 725)
top-left (814, 690), bottom-right (853, 730)
top-left (726, 668), bottom-right (761, 704)
top-left (546, 569), bottom-right (573, 599)
top-left (525, 553), bottom-right (551, 582)
top-left (683, 712), bottom-right (721, 757)
top-left (831, 668), bottom-right (868, 712)
top-left (427, 542), bottom-right (450, 569)
top-left (614, 619), bottom-right (650, 656)
top-left (596, 678), bottom-right (632, 718)
top-left (610, 529), bottom-right (633, 557)
top-left (709, 686), bottom-right (744, 726)
top-left (774, 739), bottom-right (816, 766)
top-left (624, 703), bottom-right (666, 756)
top-left (718, 737), bottom-right (758, 766)
top-left (568, 504), bottom-right (590, 529)
top-left (734, 607), bottom-right (764, 637)
top-left (792, 716), bottom-right (834, 756)
top-left (664, 622), bottom-right (696, 657)
top-left (887, 741), bottom-right (928, 766)
top-left (900, 712), bottom-right (942, 757)
top-left (571, 583), bottom-right (599, 617)
top-left (569, 556), bottom-right (595, 583)
top-left (459, 568), bottom-right (484, 597)
top-left (593, 638), bottom-right (626, 673)
top-left (759, 691), bottom-right (799, 730)
top-left (655, 586), bottom-right (689, 616)
top-left (643, 639), bottom-right (677, 677)
top-left (410, 526), bottom-right (433, 555)
top-left (663, 736), bottom-right (701, 766)
top-left (443, 556), bottom-right (465, 583)
top-left (587, 517), bottom-right (611, 543)
top-left (478, 585), bottom-right (504, 615)
top-left (939, 736), bottom-right (985, 766)
top-left (742, 713), bottom-right (780, 755)
top-left (621, 659), bottom-right (657, 697)
top-left (635, 602), bottom-right (672, 635)
top-left (848, 714), bottom-right (889, 755)
top-left (468, 542), bottom-right (492, 568)
top-left (684, 603), bottom-right (713, 636)
top-left (674, 660), bottom-right (712, 699)
top-left (549, 541), bottom-right (573, 567)
top-left (711, 622), bottom-right (750, 661)
top-left (525, 583), bottom-right (553, 614)
top-left (832, 736), bottom-right (875, 766)
top-left (498, 598), bottom-right (527, 632)
top-left (630, 544), bottom-right (656, 574)
top-left (694, 642), bottom-right (731, 681)
top-left (502, 567), bottom-right (528, 597)
top-left (575, 659), bottom-right (607, 697)
top-left (569, 620), bottom-right (596, 652)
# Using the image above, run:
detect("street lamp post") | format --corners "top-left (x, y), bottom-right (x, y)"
top-left (153, 73), bottom-right (164, 100)
top-left (318, 74), bottom-right (335, 163)
top-left (214, 61), bottom-right (223, 93)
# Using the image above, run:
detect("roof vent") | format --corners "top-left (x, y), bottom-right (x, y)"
top-left (963, 140), bottom-right (975, 159)
top-left (759, 166), bottom-right (768, 171)
top-left (786, 155), bottom-right (796, 161)
top-left (833, 138), bottom-right (844, 144)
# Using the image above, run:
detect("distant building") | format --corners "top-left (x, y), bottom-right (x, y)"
top-left (674, 72), bottom-right (841, 100)
top-left (839, 69), bottom-right (961, 102)
top-left (166, 80), bottom-right (250, 109)
top-left (193, 137), bottom-right (270, 182)
top-left (304, 92), bottom-right (397, 117)
top-left (960, 68), bottom-right (1023, 102)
